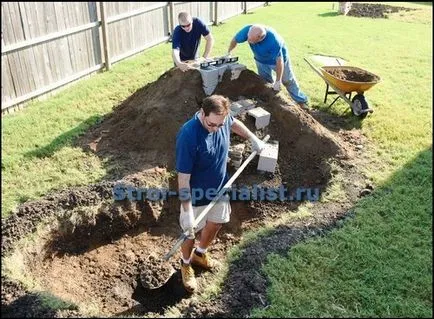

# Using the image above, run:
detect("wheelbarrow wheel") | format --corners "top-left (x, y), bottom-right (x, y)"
top-left (351, 94), bottom-right (369, 118)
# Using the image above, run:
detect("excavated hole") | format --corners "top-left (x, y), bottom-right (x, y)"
top-left (2, 67), bottom-right (350, 317)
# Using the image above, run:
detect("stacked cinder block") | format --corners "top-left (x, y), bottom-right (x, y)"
top-left (198, 62), bottom-right (247, 96)
top-left (228, 143), bottom-right (245, 169)
top-left (247, 107), bottom-right (271, 130)
top-left (228, 63), bottom-right (246, 80)
top-left (257, 141), bottom-right (279, 173)
top-left (199, 66), bottom-right (220, 96)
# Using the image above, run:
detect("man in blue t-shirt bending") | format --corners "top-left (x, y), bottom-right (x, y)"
top-left (175, 94), bottom-right (265, 293)
top-left (172, 12), bottom-right (214, 72)
top-left (227, 24), bottom-right (309, 107)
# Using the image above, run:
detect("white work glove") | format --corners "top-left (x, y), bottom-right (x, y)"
top-left (182, 202), bottom-right (195, 239)
top-left (248, 132), bottom-right (266, 154)
top-left (178, 62), bottom-right (191, 72)
top-left (273, 80), bottom-right (282, 92)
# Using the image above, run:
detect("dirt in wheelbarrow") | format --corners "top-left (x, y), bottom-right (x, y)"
top-left (325, 68), bottom-right (379, 83)
top-left (347, 3), bottom-right (418, 19)
top-left (1, 66), bottom-right (375, 318)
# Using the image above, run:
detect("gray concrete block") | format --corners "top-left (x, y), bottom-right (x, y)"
top-left (247, 107), bottom-right (271, 129)
top-left (257, 141), bottom-right (279, 173)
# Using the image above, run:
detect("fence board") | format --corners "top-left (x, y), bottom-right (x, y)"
top-left (172, 2), bottom-right (213, 26)
top-left (2, 1), bottom-right (267, 112)
top-left (218, 2), bottom-right (244, 22)
top-left (246, 2), bottom-right (266, 11)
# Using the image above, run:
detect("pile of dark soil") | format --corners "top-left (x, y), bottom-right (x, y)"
top-left (325, 68), bottom-right (379, 82)
top-left (347, 3), bottom-right (417, 19)
top-left (1, 66), bottom-right (372, 318)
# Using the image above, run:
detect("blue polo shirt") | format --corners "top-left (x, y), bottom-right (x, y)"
top-left (172, 17), bottom-right (210, 61)
top-left (176, 112), bottom-right (234, 206)
top-left (234, 25), bottom-right (288, 65)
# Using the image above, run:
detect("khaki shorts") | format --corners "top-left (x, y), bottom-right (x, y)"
top-left (179, 195), bottom-right (231, 232)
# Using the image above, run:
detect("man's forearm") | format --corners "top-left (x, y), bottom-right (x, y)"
top-left (172, 49), bottom-right (182, 66)
top-left (231, 118), bottom-right (255, 139)
top-left (203, 34), bottom-right (214, 58)
top-left (178, 173), bottom-right (193, 212)
top-left (275, 57), bottom-right (284, 81)
top-left (227, 38), bottom-right (238, 54)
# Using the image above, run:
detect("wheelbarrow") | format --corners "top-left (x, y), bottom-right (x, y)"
top-left (304, 55), bottom-right (381, 118)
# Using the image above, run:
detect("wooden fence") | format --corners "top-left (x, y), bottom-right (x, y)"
top-left (1, 2), bottom-right (268, 113)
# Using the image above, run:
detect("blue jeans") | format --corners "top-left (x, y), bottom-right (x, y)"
top-left (255, 58), bottom-right (308, 104)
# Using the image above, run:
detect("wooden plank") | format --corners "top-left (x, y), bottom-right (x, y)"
top-left (88, 2), bottom-right (102, 67)
top-left (44, 2), bottom-right (61, 83)
top-left (111, 35), bottom-right (169, 64)
top-left (106, 2), bottom-right (168, 24)
top-left (70, 3), bottom-right (87, 71)
top-left (18, 2), bottom-right (42, 91)
top-left (1, 4), bottom-right (18, 102)
top-left (1, 54), bottom-right (17, 103)
top-left (99, 2), bottom-right (111, 70)
top-left (2, 63), bottom-right (104, 111)
top-left (6, 2), bottom-right (28, 97)
top-left (53, 2), bottom-right (74, 77)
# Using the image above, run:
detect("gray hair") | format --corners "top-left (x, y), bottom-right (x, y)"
top-left (178, 12), bottom-right (192, 24)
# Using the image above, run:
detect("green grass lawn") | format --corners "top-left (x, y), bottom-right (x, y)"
top-left (1, 1), bottom-right (432, 317)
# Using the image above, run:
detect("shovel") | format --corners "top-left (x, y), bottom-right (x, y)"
top-left (140, 134), bottom-right (270, 289)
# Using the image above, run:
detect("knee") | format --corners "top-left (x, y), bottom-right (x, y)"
top-left (207, 221), bottom-right (223, 232)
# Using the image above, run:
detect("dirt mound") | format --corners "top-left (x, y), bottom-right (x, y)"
top-left (1, 66), bottom-right (361, 317)
top-left (325, 68), bottom-right (379, 82)
top-left (347, 3), bottom-right (417, 19)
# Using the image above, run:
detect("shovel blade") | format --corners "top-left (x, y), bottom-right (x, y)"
top-left (139, 252), bottom-right (176, 290)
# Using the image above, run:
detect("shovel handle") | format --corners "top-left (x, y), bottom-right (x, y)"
top-left (163, 134), bottom-right (270, 261)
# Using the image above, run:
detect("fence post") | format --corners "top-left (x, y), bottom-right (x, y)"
top-left (99, 2), bottom-right (111, 71)
top-left (243, 2), bottom-right (247, 14)
top-left (168, 2), bottom-right (175, 34)
top-left (213, 2), bottom-right (218, 25)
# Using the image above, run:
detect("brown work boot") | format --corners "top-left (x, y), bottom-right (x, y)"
top-left (180, 260), bottom-right (197, 293)
top-left (191, 248), bottom-right (221, 271)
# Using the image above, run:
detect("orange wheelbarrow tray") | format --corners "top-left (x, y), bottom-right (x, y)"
top-left (304, 57), bottom-right (381, 118)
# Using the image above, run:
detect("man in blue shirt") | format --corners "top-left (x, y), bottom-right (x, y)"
top-left (175, 94), bottom-right (265, 293)
top-left (227, 24), bottom-right (309, 107)
top-left (172, 12), bottom-right (214, 72)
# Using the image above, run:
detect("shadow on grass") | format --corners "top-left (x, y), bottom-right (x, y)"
top-left (307, 103), bottom-right (364, 132)
top-left (1, 291), bottom-right (78, 318)
top-left (182, 147), bottom-right (432, 317)
top-left (23, 115), bottom-right (102, 159)
top-left (318, 12), bottom-right (340, 17)
top-left (411, 2), bottom-right (432, 6)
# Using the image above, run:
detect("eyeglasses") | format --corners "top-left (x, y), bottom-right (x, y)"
top-left (204, 116), bottom-right (225, 128)
top-left (181, 23), bottom-right (191, 29)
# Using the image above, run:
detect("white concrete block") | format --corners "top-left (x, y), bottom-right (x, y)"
top-left (247, 107), bottom-right (271, 129)
top-left (257, 142), bottom-right (279, 173)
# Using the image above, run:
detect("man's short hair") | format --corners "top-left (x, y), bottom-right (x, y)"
top-left (178, 12), bottom-right (192, 24)
top-left (202, 95), bottom-right (230, 116)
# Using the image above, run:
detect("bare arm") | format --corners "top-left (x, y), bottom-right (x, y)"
top-left (275, 56), bottom-right (284, 82)
top-left (227, 38), bottom-right (238, 55)
top-left (202, 33), bottom-right (214, 59)
top-left (231, 118), bottom-right (255, 139)
top-left (172, 48), bottom-right (191, 72)
top-left (178, 172), bottom-right (193, 212)
top-left (172, 48), bottom-right (182, 66)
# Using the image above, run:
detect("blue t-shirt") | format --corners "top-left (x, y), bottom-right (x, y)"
top-left (176, 111), bottom-right (234, 206)
top-left (172, 17), bottom-right (210, 61)
top-left (234, 25), bottom-right (288, 65)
